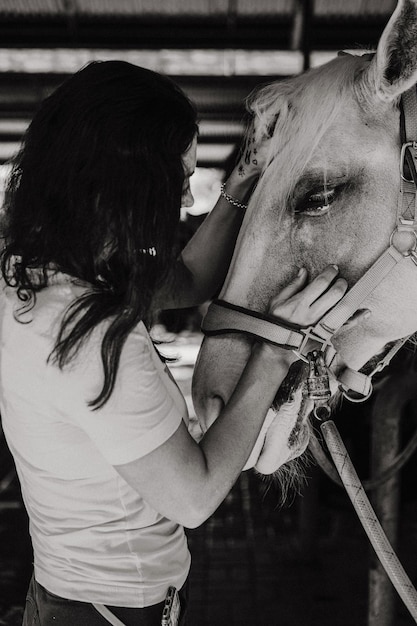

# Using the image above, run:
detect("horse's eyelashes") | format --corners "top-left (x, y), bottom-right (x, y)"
top-left (295, 187), bottom-right (336, 217)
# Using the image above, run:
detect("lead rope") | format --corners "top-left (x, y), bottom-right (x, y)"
top-left (306, 351), bottom-right (417, 623)
top-left (321, 421), bottom-right (417, 623)
top-left (92, 604), bottom-right (126, 626)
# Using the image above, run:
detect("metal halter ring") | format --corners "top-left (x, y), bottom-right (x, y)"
top-left (390, 224), bottom-right (417, 256)
top-left (342, 383), bottom-right (373, 403)
top-left (313, 403), bottom-right (332, 421)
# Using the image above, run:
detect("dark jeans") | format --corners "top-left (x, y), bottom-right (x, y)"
top-left (22, 574), bottom-right (188, 626)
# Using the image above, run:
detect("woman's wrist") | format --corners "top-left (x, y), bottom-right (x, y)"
top-left (225, 166), bottom-right (258, 194)
top-left (220, 168), bottom-right (258, 210)
top-left (219, 183), bottom-right (248, 211)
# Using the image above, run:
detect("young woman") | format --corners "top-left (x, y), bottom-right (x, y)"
top-left (0, 60), bottom-right (348, 625)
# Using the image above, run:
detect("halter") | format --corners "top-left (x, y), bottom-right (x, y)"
top-left (201, 86), bottom-right (417, 402)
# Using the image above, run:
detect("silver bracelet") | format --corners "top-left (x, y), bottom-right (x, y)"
top-left (220, 183), bottom-right (248, 210)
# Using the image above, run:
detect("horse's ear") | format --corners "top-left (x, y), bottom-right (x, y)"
top-left (363, 0), bottom-right (417, 102)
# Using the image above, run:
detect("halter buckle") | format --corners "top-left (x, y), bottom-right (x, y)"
top-left (400, 141), bottom-right (417, 182)
top-left (306, 351), bottom-right (332, 420)
top-left (292, 326), bottom-right (334, 362)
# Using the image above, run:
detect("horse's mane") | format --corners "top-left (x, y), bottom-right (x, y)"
top-left (246, 54), bottom-right (366, 219)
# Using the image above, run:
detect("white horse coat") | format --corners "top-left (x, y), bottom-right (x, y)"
top-left (193, 0), bottom-right (417, 477)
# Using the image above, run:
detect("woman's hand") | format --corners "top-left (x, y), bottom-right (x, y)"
top-left (265, 265), bottom-right (371, 363)
top-left (221, 117), bottom-right (272, 203)
top-left (256, 265), bottom-right (353, 366)
top-left (268, 265), bottom-right (348, 327)
top-left (233, 116), bottom-right (272, 183)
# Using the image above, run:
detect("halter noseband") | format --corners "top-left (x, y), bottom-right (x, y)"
top-left (201, 86), bottom-right (417, 402)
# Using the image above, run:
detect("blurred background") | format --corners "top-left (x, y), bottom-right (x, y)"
top-left (2, 2), bottom-right (417, 626)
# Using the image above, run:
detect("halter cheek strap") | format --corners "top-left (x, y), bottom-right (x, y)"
top-left (201, 85), bottom-right (417, 401)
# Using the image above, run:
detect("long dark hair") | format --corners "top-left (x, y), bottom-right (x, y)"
top-left (1, 60), bottom-right (198, 408)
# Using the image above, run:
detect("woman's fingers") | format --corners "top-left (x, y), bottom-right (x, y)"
top-left (341, 308), bottom-right (372, 331)
top-left (308, 276), bottom-right (348, 320)
top-left (268, 265), bottom-right (372, 331)
top-left (270, 268), bottom-right (307, 306)
top-left (298, 265), bottom-right (341, 303)
top-left (268, 265), bottom-right (349, 327)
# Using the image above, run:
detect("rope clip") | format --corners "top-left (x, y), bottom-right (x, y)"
top-left (306, 350), bottom-right (332, 421)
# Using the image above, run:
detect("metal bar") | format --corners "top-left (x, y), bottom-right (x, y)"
top-left (290, 0), bottom-right (312, 71)
top-left (302, 0), bottom-right (313, 71)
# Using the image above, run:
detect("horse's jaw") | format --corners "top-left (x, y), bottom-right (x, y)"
top-left (192, 346), bottom-right (318, 476)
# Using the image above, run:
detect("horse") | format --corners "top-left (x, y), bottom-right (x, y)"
top-left (192, 0), bottom-right (417, 486)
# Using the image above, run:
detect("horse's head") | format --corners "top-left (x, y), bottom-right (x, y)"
top-left (192, 0), bottom-right (417, 479)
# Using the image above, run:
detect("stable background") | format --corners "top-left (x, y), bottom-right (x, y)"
top-left (1, 2), bottom-right (417, 625)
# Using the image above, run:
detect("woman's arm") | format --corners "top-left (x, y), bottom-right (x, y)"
top-left (152, 122), bottom-right (270, 310)
top-left (114, 266), bottom-right (350, 528)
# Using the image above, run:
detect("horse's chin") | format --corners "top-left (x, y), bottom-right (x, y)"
top-left (254, 443), bottom-right (313, 506)
top-left (243, 360), bottom-right (343, 477)
top-left (246, 398), bottom-right (318, 506)
top-left (254, 419), bottom-right (311, 474)
top-left (243, 384), bottom-right (313, 475)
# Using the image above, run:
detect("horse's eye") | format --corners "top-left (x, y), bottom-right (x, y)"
top-left (296, 187), bottom-right (335, 217)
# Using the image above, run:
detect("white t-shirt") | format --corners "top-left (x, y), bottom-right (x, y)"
top-left (0, 273), bottom-right (191, 607)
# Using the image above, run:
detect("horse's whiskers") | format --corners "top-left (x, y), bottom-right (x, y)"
top-left (257, 443), bottom-right (313, 507)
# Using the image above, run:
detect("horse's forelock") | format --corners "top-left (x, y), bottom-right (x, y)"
top-left (246, 55), bottom-right (361, 218)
